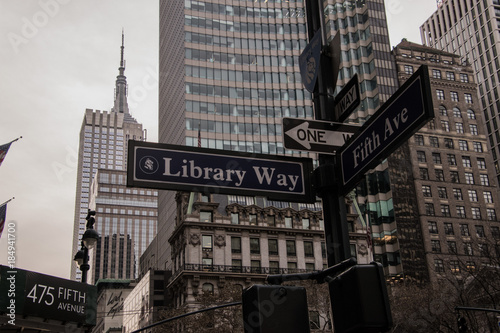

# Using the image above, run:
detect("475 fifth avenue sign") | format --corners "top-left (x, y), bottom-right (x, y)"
top-left (339, 65), bottom-right (434, 194)
top-left (127, 141), bottom-right (314, 202)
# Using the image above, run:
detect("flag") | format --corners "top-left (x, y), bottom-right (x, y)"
top-left (0, 203), bottom-right (7, 239)
top-left (197, 126), bottom-right (201, 148)
top-left (0, 141), bottom-right (13, 167)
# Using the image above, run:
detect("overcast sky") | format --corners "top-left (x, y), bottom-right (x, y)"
top-left (0, 0), bottom-right (438, 280)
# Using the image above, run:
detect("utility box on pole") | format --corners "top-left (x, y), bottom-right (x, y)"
top-left (329, 262), bottom-right (392, 333)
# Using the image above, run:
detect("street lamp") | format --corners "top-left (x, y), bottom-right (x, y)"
top-left (74, 209), bottom-right (99, 283)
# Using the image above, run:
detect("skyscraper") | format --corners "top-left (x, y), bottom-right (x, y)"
top-left (156, 0), bottom-right (400, 279)
top-left (392, 39), bottom-right (500, 284)
top-left (71, 34), bottom-right (157, 282)
top-left (420, 0), bottom-right (500, 184)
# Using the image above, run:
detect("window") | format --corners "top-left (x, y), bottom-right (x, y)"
top-left (447, 154), bottom-right (457, 165)
top-left (448, 241), bottom-right (457, 254)
top-left (425, 203), bottom-right (435, 216)
top-left (251, 260), bottom-right (261, 273)
top-left (444, 223), bottom-right (454, 235)
top-left (286, 240), bottom-right (296, 256)
top-left (231, 213), bottom-right (239, 224)
top-left (436, 89), bottom-right (445, 100)
top-left (232, 259), bottom-right (242, 272)
top-left (285, 217), bottom-right (293, 228)
top-left (414, 134), bottom-right (424, 145)
top-left (450, 91), bottom-right (459, 102)
top-left (466, 190), bottom-right (478, 202)
top-left (467, 109), bottom-right (476, 119)
top-left (477, 158), bottom-right (486, 169)
top-left (268, 239), bottom-right (278, 255)
top-left (472, 142), bottom-right (483, 152)
top-left (450, 260), bottom-right (460, 273)
top-left (453, 107), bottom-right (462, 118)
top-left (437, 186), bottom-right (447, 199)
top-left (428, 221), bottom-right (438, 234)
top-left (446, 71), bottom-right (455, 80)
top-left (464, 93), bottom-right (473, 103)
top-left (441, 120), bottom-right (450, 131)
top-left (202, 235), bottom-right (213, 250)
top-left (432, 69), bottom-right (441, 79)
top-left (202, 283), bottom-right (214, 293)
top-left (231, 237), bottom-right (241, 253)
top-left (441, 204), bottom-right (451, 217)
top-left (202, 258), bottom-right (213, 270)
top-left (435, 259), bottom-right (444, 273)
top-left (417, 151), bottom-right (426, 162)
top-left (480, 174), bottom-right (490, 186)
top-left (302, 218), bottom-right (310, 229)
top-left (422, 185), bottom-right (432, 197)
top-left (465, 172), bottom-right (474, 184)
top-left (487, 208), bottom-right (497, 221)
top-left (444, 138), bottom-right (454, 149)
top-left (450, 171), bottom-right (460, 183)
top-left (462, 156), bottom-right (472, 167)
top-left (439, 105), bottom-right (447, 116)
top-left (484, 191), bottom-right (493, 203)
top-left (458, 140), bottom-right (468, 150)
top-left (304, 241), bottom-right (314, 257)
top-left (250, 238), bottom-right (260, 254)
top-left (269, 261), bottom-right (279, 274)
top-left (464, 242), bottom-right (473, 255)
top-left (491, 226), bottom-right (500, 239)
top-left (249, 214), bottom-right (257, 225)
top-left (432, 153), bottom-right (442, 164)
top-left (456, 206), bottom-right (466, 218)
top-left (476, 225), bottom-right (485, 238)
top-left (460, 224), bottom-right (470, 236)
top-left (420, 168), bottom-right (429, 180)
top-left (478, 244), bottom-right (489, 257)
top-left (267, 215), bottom-right (276, 226)
top-left (456, 122), bottom-right (464, 133)
top-left (200, 211), bottom-right (213, 222)
top-left (431, 240), bottom-right (441, 253)
top-left (459, 73), bottom-right (469, 82)
top-left (404, 65), bottom-right (414, 74)
top-left (435, 169), bottom-right (445, 181)
top-left (469, 124), bottom-right (478, 135)
top-left (430, 136), bottom-right (439, 147)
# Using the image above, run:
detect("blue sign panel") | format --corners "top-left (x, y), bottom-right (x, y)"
top-left (339, 65), bottom-right (434, 194)
top-left (299, 29), bottom-right (322, 93)
top-left (127, 141), bottom-right (314, 203)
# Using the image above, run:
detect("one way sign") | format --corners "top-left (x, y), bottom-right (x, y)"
top-left (283, 118), bottom-right (360, 154)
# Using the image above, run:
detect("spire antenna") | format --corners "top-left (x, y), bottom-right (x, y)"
top-left (120, 28), bottom-right (125, 69)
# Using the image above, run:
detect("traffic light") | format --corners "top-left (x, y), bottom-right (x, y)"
top-left (328, 262), bottom-right (392, 333)
top-left (457, 316), bottom-right (468, 332)
top-left (242, 285), bottom-right (310, 333)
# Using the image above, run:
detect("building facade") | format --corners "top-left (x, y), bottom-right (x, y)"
top-left (71, 35), bottom-right (157, 282)
top-left (157, 0), bottom-right (400, 280)
top-left (420, 0), bottom-right (500, 185)
top-left (393, 39), bottom-right (500, 284)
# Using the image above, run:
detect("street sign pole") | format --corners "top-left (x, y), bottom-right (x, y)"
top-left (305, 0), bottom-right (351, 267)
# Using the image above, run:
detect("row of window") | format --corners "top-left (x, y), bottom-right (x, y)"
top-left (423, 202), bottom-right (496, 221)
top-left (422, 185), bottom-right (493, 203)
top-left (186, 1), bottom-right (305, 19)
top-left (186, 100), bottom-right (313, 118)
top-left (417, 149), bottom-right (486, 164)
top-left (432, 241), bottom-right (496, 258)
top-left (186, 65), bottom-right (301, 84)
top-left (186, 137), bottom-right (287, 155)
top-left (437, 105), bottom-right (476, 118)
top-left (428, 221), bottom-right (499, 238)
top-left (419, 167), bottom-right (490, 185)
top-left (436, 89), bottom-right (473, 103)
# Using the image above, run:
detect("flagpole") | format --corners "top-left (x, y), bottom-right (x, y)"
top-left (1, 197), bottom-right (15, 207)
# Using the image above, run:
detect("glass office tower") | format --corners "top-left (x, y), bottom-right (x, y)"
top-left (157, 0), bottom-right (400, 277)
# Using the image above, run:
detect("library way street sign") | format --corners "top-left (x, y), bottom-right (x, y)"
top-left (339, 65), bottom-right (434, 194)
top-left (127, 141), bottom-right (315, 203)
top-left (283, 118), bottom-right (360, 154)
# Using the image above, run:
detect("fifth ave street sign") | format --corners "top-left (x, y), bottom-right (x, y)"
top-left (127, 141), bottom-right (314, 203)
top-left (283, 118), bottom-right (360, 153)
top-left (339, 65), bottom-right (434, 194)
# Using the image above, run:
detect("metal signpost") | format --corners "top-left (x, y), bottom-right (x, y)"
top-left (283, 118), bottom-right (360, 153)
top-left (127, 140), bottom-right (315, 203)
